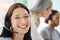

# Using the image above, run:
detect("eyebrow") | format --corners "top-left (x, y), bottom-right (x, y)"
top-left (24, 13), bottom-right (29, 15)
top-left (14, 13), bottom-right (29, 16)
top-left (14, 15), bottom-right (20, 17)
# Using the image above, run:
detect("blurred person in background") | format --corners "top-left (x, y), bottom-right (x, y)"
top-left (55, 12), bottom-right (60, 33)
top-left (41, 10), bottom-right (60, 40)
top-left (30, 0), bottom-right (52, 40)
top-left (31, 0), bottom-right (52, 27)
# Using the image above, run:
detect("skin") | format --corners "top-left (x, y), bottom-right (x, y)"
top-left (42, 6), bottom-right (52, 19)
top-left (50, 13), bottom-right (59, 30)
top-left (11, 7), bottom-right (30, 40)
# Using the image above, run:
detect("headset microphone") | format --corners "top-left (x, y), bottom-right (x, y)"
top-left (1, 24), bottom-right (18, 34)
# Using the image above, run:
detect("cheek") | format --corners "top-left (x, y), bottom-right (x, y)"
top-left (25, 19), bottom-right (31, 31)
top-left (56, 20), bottom-right (59, 24)
top-left (11, 19), bottom-right (18, 29)
top-left (44, 11), bottom-right (50, 18)
top-left (53, 19), bottom-right (59, 24)
top-left (26, 18), bottom-right (30, 25)
top-left (47, 11), bottom-right (51, 17)
top-left (47, 9), bottom-right (52, 16)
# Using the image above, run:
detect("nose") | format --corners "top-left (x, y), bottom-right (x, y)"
top-left (20, 18), bottom-right (26, 24)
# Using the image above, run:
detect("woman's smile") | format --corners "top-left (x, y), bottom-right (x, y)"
top-left (18, 24), bottom-right (28, 29)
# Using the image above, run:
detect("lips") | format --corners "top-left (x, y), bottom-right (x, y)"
top-left (18, 25), bottom-right (28, 29)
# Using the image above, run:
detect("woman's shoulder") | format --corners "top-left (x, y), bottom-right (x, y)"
top-left (0, 37), bottom-right (12, 40)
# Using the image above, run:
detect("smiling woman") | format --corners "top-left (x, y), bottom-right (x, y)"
top-left (0, 3), bottom-right (32, 40)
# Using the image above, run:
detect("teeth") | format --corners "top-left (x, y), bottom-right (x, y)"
top-left (18, 25), bottom-right (27, 29)
top-left (20, 26), bottom-right (26, 28)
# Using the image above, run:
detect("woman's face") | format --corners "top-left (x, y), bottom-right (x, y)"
top-left (11, 7), bottom-right (30, 34)
top-left (43, 6), bottom-right (52, 19)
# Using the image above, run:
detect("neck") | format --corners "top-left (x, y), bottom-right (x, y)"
top-left (42, 14), bottom-right (47, 20)
top-left (36, 12), bottom-right (43, 19)
top-left (12, 33), bottom-right (24, 40)
top-left (35, 13), bottom-right (43, 27)
top-left (50, 22), bottom-right (55, 30)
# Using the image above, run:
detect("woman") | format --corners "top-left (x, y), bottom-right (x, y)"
top-left (0, 3), bottom-right (32, 40)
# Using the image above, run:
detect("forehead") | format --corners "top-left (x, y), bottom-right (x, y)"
top-left (54, 13), bottom-right (59, 16)
top-left (53, 13), bottom-right (59, 18)
top-left (12, 7), bottom-right (28, 16)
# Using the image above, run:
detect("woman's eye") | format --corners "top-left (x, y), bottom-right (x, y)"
top-left (15, 17), bottom-right (20, 19)
top-left (24, 16), bottom-right (29, 19)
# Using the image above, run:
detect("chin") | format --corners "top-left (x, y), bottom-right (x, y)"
top-left (18, 32), bottom-right (26, 34)
top-left (21, 30), bottom-right (29, 34)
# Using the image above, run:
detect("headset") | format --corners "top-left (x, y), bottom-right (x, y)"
top-left (45, 14), bottom-right (52, 23)
top-left (47, 14), bottom-right (57, 26)
top-left (1, 23), bottom-right (18, 34)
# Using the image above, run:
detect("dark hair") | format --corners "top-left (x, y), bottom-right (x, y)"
top-left (45, 10), bottom-right (59, 23)
top-left (0, 3), bottom-right (32, 40)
